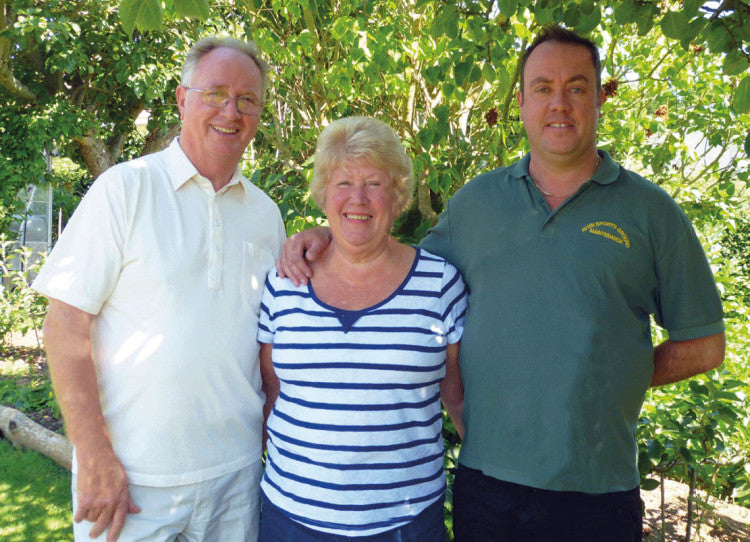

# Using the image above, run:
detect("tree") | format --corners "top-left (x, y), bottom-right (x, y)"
top-left (0, 0), bottom-right (207, 231)
top-left (2, 1), bottom-right (747, 234)
top-left (107, 0), bottom-right (750, 234)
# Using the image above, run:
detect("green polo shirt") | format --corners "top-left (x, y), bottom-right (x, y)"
top-left (420, 151), bottom-right (724, 493)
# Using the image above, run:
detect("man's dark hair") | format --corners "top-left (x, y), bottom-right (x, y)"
top-left (520, 25), bottom-right (601, 95)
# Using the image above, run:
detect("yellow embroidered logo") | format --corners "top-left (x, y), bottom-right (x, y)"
top-left (582, 221), bottom-right (631, 248)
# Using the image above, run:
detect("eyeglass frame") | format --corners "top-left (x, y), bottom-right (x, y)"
top-left (182, 86), bottom-right (264, 116)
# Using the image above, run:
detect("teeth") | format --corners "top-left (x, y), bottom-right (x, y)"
top-left (346, 214), bottom-right (371, 220)
top-left (213, 126), bottom-right (237, 134)
top-left (549, 123), bottom-right (569, 127)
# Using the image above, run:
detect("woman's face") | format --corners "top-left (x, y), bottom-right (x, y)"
top-left (323, 159), bottom-right (400, 253)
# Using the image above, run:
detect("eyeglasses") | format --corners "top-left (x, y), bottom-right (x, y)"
top-left (184, 86), bottom-right (263, 116)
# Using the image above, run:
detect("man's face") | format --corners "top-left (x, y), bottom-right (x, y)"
top-left (176, 47), bottom-right (263, 178)
top-left (517, 41), bottom-right (604, 166)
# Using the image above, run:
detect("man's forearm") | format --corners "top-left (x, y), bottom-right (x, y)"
top-left (43, 300), bottom-right (139, 541)
top-left (43, 301), bottom-right (113, 456)
top-left (651, 332), bottom-right (725, 387)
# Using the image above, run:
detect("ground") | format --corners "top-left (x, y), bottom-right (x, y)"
top-left (642, 478), bottom-right (749, 541)
top-left (1, 333), bottom-right (749, 541)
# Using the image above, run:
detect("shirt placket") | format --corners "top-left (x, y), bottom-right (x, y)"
top-left (208, 194), bottom-right (223, 290)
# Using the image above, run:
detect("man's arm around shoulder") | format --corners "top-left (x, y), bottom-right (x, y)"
top-left (651, 332), bottom-right (725, 387)
top-left (44, 299), bottom-right (139, 541)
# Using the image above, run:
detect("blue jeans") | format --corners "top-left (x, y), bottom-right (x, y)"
top-left (259, 492), bottom-right (446, 541)
top-left (453, 464), bottom-right (642, 542)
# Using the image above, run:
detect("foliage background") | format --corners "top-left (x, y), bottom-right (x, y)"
top-left (0, 0), bottom-right (748, 528)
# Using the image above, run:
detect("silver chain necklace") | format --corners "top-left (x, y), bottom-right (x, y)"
top-left (533, 154), bottom-right (601, 199)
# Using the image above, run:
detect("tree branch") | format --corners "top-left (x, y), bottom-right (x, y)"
top-left (0, 1), bottom-right (36, 100)
top-left (0, 405), bottom-right (72, 471)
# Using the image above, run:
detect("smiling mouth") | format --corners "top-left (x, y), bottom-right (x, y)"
top-left (212, 125), bottom-right (239, 134)
top-left (345, 213), bottom-right (371, 221)
top-left (547, 122), bottom-right (572, 128)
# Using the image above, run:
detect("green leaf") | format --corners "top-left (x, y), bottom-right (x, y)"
top-left (679, 446), bottom-right (693, 462)
top-left (534, 5), bottom-right (554, 26)
top-left (417, 127), bottom-right (435, 150)
top-left (683, 0), bottom-right (703, 18)
top-left (119, 0), bottom-right (164, 33)
top-left (119, 0), bottom-right (139, 35)
top-left (561, 5), bottom-right (580, 27)
top-left (496, 0), bottom-right (517, 18)
top-left (580, 0), bottom-right (596, 15)
top-left (442, 81), bottom-right (455, 98)
top-left (723, 50), bottom-right (748, 76)
top-left (744, 131), bottom-right (750, 157)
top-left (454, 60), bottom-right (473, 87)
top-left (706, 21), bottom-right (734, 54)
top-left (613, 2), bottom-right (638, 25)
top-left (733, 76), bottom-right (750, 115)
top-left (641, 478), bottom-right (661, 491)
top-left (637, 449), bottom-right (653, 476)
top-left (174, 0), bottom-right (210, 19)
top-left (573, 6), bottom-right (601, 35)
top-left (720, 180), bottom-right (736, 197)
top-left (423, 65), bottom-right (441, 87)
top-left (647, 438), bottom-right (665, 458)
top-left (660, 11), bottom-right (690, 40)
top-left (439, 172), bottom-right (453, 192)
top-left (688, 380), bottom-right (709, 396)
top-left (432, 5), bottom-right (458, 39)
top-left (482, 63), bottom-right (497, 84)
top-left (467, 64), bottom-right (482, 85)
top-left (634, 11), bottom-right (655, 36)
top-left (426, 170), bottom-right (440, 192)
top-left (434, 104), bottom-right (450, 126)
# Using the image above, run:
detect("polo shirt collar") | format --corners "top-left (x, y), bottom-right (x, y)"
top-left (509, 149), bottom-right (620, 186)
top-left (163, 137), bottom-right (246, 195)
top-left (592, 150), bottom-right (619, 186)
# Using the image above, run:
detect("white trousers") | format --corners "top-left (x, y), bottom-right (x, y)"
top-left (72, 460), bottom-right (262, 542)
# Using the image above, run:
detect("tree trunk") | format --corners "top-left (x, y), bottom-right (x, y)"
top-left (142, 122), bottom-right (181, 156)
top-left (0, 405), bottom-right (72, 471)
top-left (74, 135), bottom-right (115, 179)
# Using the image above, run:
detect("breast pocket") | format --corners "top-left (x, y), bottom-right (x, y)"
top-left (241, 241), bottom-right (275, 315)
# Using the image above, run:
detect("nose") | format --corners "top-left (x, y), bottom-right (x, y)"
top-left (549, 89), bottom-right (571, 111)
top-left (350, 184), bottom-right (367, 203)
top-left (221, 97), bottom-right (242, 119)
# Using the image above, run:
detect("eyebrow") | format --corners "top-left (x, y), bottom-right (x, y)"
top-left (529, 75), bottom-right (591, 86)
top-left (205, 84), bottom-right (260, 96)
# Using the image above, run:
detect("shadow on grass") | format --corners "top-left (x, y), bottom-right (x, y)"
top-left (0, 439), bottom-right (72, 541)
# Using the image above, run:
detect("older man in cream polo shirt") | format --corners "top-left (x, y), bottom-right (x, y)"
top-left (32, 36), bottom-right (285, 541)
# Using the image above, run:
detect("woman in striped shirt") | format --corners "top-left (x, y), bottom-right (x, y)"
top-left (257, 116), bottom-right (467, 541)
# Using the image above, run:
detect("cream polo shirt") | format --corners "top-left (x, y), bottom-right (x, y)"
top-left (33, 138), bottom-right (286, 486)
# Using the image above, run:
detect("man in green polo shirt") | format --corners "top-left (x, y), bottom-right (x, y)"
top-left (277, 25), bottom-right (725, 542)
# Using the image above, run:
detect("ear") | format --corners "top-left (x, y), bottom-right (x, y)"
top-left (517, 90), bottom-right (524, 107)
top-left (176, 85), bottom-right (187, 120)
top-left (596, 88), bottom-right (605, 117)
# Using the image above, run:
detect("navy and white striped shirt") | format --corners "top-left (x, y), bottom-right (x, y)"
top-left (257, 248), bottom-right (468, 536)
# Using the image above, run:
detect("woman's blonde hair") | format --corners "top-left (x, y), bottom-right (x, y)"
top-left (311, 117), bottom-right (414, 213)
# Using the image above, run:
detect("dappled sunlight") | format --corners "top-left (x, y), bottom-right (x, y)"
top-left (170, 492), bottom-right (188, 515)
top-left (249, 274), bottom-right (260, 293)
top-left (0, 441), bottom-right (71, 541)
top-left (431, 326), bottom-right (445, 345)
top-left (45, 272), bottom-right (75, 293)
top-left (113, 331), bottom-right (148, 364)
top-left (113, 331), bottom-right (165, 366)
top-left (136, 335), bottom-right (164, 365)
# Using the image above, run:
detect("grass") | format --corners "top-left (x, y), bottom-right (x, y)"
top-left (1, 342), bottom-right (71, 541)
top-left (0, 439), bottom-right (72, 541)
